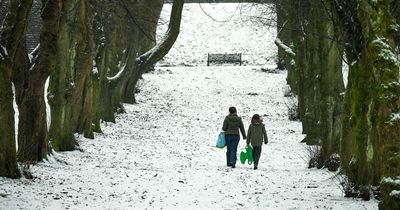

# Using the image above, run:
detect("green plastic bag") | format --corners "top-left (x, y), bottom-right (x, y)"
top-left (240, 145), bottom-right (253, 165)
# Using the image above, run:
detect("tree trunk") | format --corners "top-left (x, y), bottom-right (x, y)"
top-left (137, 0), bottom-right (184, 69)
top-left (277, 0), bottom-right (345, 168)
top-left (17, 77), bottom-right (49, 161)
top-left (331, 0), bottom-right (400, 204)
top-left (288, 0), bottom-right (321, 145)
top-left (0, 0), bottom-right (33, 176)
top-left (356, 0), bottom-right (400, 207)
top-left (91, 0), bottom-right (136, 123)
top-left (122, 0), bottom-right (184, 105)
top-left (275, 1), bottom-right (286, 70)
top-left (0, 60), bottom-right (20, 178)
top-left (315, 0), bottom-right (344, 168)
top-left (92, 0), bottom-right (182, 122)
top-left (0, 0), bottom-right (52, 164)
top-left (17, 0), bottom-right (62, 161)
top-left (49, 0), bottom-right (95, 151)
top-left (327, 0), bottom-right (363, 176)
top-left (91, 68), bottom-right (102, 133)
top-left (121, 0), bottom-right (164, 104)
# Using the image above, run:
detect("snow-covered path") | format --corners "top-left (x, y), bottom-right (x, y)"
top-left (0, 66), bottom-right (377, 209)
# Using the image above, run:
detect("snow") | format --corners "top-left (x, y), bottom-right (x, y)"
top-left (13, 78), bottom-right (51, 148)
top-left (290, 59), bottom-right (295, 66)
top-left (390, 112), bottom-right (400, 122)
top-left (12, 83), bottom-right (19, 150)
top-left (390, 190), bottom-right (400, 197)
top-left (342, 61), bottom-right (349, 88)
top-left (1, 45), bottom-right (8, 57)
top-left (0, 66), bottom-right (378, 209)
top-left (372, 37), bottom-right (399, 64)
top-left (275, 38), bottom-right (295, 56)
top-left (157, 3), bottom-right (277, 67)
top-left (28, 44), bottom-right (40, 63)
top-left (92, 66), bottom-right (99, 75)
top-left (382, 177), bottom-right (400, 186)
top-left (107, 63), bottom-right (126, 81)
top-left (45, 77), bottom-right (51, 130)
top-left (0, 3), bottom-right (378, 210)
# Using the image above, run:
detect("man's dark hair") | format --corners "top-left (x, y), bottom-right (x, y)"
top-left (229, 107), bottom-right (237, 114)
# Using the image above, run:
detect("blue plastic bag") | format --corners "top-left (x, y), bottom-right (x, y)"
top-left (216, 132), bottom-right (226, 148)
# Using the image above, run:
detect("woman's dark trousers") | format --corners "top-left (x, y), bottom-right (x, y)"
top-left (252, 146), bottom-right (262, 166)
top-left (225, 135), bottom-right (240, 167)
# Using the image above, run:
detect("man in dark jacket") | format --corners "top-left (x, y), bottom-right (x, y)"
top-left (222, 107), bottom-right (246, 168)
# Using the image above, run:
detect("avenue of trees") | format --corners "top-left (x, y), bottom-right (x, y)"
top-left (274, 0), bottom-right (400, 208)
top-left (0, 0), bottom-right (183, 177)
top-left (0, 0), bottom-right (399, 209)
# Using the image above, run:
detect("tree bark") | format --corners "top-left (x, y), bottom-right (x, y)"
top-left (275, 0), bottom-right (293, 71)
top-left (330, 1), bottom-right (400, 204)
top-left (122, 0), bottom-right (164, 104)
top-left (137, 0), bottom-right (184, 69)
top-left (92, 0), bottom-right (136, 123)
top-left (356, 0), bottom-right (400, 206)
top-left (17, 0), bottom-right (62, 161)
top-left (49, 0), bottom-right (95, 151)
top-left (315, 0), bottom-right (344, 168)
top-left (0, 59), bottom-right (20, 178)
top-left (92, 0), bottom-right (182, 122)
top-left (0, 0), bottom-right (28, 170)
top-left (277, 0), bottom-right (344, 168)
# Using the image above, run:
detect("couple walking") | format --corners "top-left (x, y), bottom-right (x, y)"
top-left (222, 107), bottom-right (268, 169)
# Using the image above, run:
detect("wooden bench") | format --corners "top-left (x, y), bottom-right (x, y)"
top-left (207, 53), bottom-right (242, 66)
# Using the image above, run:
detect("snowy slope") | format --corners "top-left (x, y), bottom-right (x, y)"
top-left (0, 66), bottom-right (377, 209)
top-left (157, 3), bottom-right (277, 67)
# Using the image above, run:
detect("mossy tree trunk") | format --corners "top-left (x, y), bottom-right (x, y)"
top-left (49, 0), bottom-right (95, 151)
top-left (137, 0), bottom-right (184, 70)
top-left (1, 0), bottom-right (57, 163)
top-left (276, 0), bottom-right (345, 167)
top-left (17, 0), bottom-right (62, 161)
top-left (0, 0), bottom-right (32, 177)
top-left (91, 0), bottom-right (138, 123)
top-left (275, 0), bottom-right (317, 138)
top-left (0, 58), bottom-right (19, 178)
top-left (1, 0), bottom-right (62, 165)
top-left (315, 0), bottom-right (344, 168)
top-left (71, 0), bottom-right (95, 140)
top-left (357, 0), bottom-right (399, 207)
top-left (92, 0), bottom-right (182, 123)
top-left (301, 0), bottom-right (321, 145)
top-left (122, 0), bottom-right (164, 104)
top-left (332, 0), bottom-right (400, 204)
top-left (327, 0), bottom-right (363, 176)
top-left (285, 0), bottom-right (321, 145)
